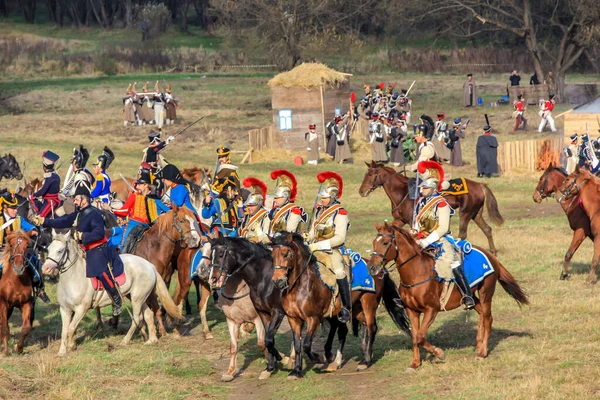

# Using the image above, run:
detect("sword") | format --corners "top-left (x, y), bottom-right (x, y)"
top-left (0, 217), bottom-right (15, 231)
top-left (306, 183), bottom-right (322, 231)
top-left (169, 116), bottom-right (210, 143)
top-left (404, 81), bottom-right (416, 97)
top-left (119, 174), bottom-right (136, 193)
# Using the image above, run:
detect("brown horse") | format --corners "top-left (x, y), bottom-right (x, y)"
top-left (271, 232), bottom-right (411, 377)
top-left (557, 166), bottom-right (600, 283)
top-left (368, 221), bottom-right (528, 370)
top-left (131, 205), bottom-right (201, 336)
top-left (359, 162), bottom-right (504, 254)
top-left (0, 230), bottom-right (35, 355)
top-left (111, 176), bottom-right (136, 202)
top-left (533, 164), bottom-right (592, 279)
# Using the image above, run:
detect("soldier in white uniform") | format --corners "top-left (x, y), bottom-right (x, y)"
top-left (407, 126), bottom-right (437, 172)
top-left (268, 169), bottom-right (306, 234)
top-left (564, 134), bottom-right (579, 174)
top-left (412, 161), bottom-right (475, 309)
top-left (307, 171), bottom-right (351, 323)
top-left (239, 177), bottom-right (270, 244)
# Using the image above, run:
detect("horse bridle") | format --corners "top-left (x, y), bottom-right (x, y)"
top-left (557, 170), bottom-right (588, 203)
top-left (165, 210), bottom-right (197, 244)
top-left (46, 239), bottom-right (79, 274)
top-left (209, 243), bottom-right (255, 288)
top-left (364, 167), bottom-right (411, 216)
top-left (535, 170), bottom-right (553, 201)
top-left (271, 241), bottom-right (312, 293)
top-left (8, 236), bottom-right (27, 266)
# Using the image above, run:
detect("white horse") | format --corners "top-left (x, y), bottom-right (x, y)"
top-left (43, 231), bottom-right (183, 356)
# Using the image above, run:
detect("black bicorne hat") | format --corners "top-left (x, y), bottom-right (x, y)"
top-left (155, 164), bottom-right (187, 184)
top-left (73, 181), bottom-right (91, 197)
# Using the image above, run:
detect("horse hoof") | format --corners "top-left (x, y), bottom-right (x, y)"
top-left (258, 370), bottom-right (272, 380)
top-left (405, 367), bottom-right (418, 373)
top-left (287, 374), bottom-right (300, 380)
top-left (322, 363), bottom-right (339, 372)
top-left (120, 340), bottom-right (130, 346)
top-left (560, 273), bottom-right (569, 280)
top-left (144, 339), bottom-right (158, 345)
top-left (356, 363), bottom-right (369, 371)
top-left (204, 332), bottom-right (214, 340)
top-left (221, 374), bottom-right (235, 382)
top-left (57, 350), bottom-right (66, 357)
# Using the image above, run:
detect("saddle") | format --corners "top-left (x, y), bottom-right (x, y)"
top-left (439, 178), bottom-right (469, 196)
top-left (313, 249), bottom-right (352, 317)
top-left (91, 272), bottom-right (126, 291)
top-left (121, 224), bottom-right (149, 254)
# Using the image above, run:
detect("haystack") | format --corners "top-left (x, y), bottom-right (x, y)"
top-left (268, 63), bottom-right (350, 90)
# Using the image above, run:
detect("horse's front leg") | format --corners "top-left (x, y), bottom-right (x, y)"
top-left (15, 301), bottom-right (32, 354)
top-left (58, 306), bottom-right (72, 356)
top-left (303, 317), bottom-right (326, 366)
top-left (0, 303), bottom-right (9, 356)
top-left (259, 310), bottom-right (284, 380)
top-left (359, 295), bottom-right (378, 370)
top-left (418, 307), bottom-right (444, 362)
top-left (287, 317), bottom-right (304, 379)
top-left (324, 317), bottom-right (338, 364)
top-left (67, 305), bottom-right (89, 352)
top-left (588, 237), bottom-right (600, 284)
top-left (562, 229), bottom-right (586, 280)
top-left (406, 308), bottom-right (422, 370)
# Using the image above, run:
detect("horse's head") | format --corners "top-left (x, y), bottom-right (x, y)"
top-left (270, 232), bottom-right (301, 291)
top-left (5, 154), bottom-right (23, 180)
top-left (158, 205), bottom-right (201, 248)
top-left (359, 161), bottom-right (383, 197)
top-left (367, 221), bottom-right (398, 276)
top-left (533, 163), bottom-right (567, 203)
top-left (196, 239), bottom-right (213, 281)
top-left (42, 230), bottom-right (72, 276)
top-left (208, 232), bottom-right (234, 290)
top-left (557, 166), bottom-right (589, 202)
top-left (2, 230), bottom-right (32, 276)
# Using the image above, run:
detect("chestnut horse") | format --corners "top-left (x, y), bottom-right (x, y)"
top-left (533, 164), bottom-right (592, 279)
top-left (558, 166), bottom-right (600, 283)
top-left (368, 221), bottom-right (528, 370)
top-left (271, 232), bottom-right (411, 377)
top-left (0, 230), bottom-right (35, 355)
top-left (359, 162), bottom-right (504, 254)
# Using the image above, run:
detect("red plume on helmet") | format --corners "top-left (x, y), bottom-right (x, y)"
top-left (379, 82), bottom-right (385, 90)
top-left (317, 171), bottom-right (343, 199)
top-left (417, 161), bottom-right (444, 190)
top-left (242, 177), bottom-right (267, 199)
top-left (351, 92), bottom-right (356, 103)
top-left (270, 169), bottom-right (298, 201)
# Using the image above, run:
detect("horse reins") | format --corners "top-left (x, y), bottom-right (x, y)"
top-left (271, 242), bottom-right (314, 293)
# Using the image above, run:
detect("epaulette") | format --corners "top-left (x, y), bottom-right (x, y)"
top-left (291, 207), bottom-right (302, 215)
top-left (338, 208), bottom-right (348, 215)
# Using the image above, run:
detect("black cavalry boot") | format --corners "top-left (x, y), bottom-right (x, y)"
top-left (452, 267), bottom-right (476, 309)
top-left (105, 285), bottom-right (123, 316)
top-left (336, 277), bottom-right (352, 323)
top-left (31, 265), bottom-right (50, 303)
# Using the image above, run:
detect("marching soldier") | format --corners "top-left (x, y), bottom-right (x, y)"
top-left (123, 84), bottom-right (136, 127)
top-left (513, 94), bottom-right (528, 131)
top-left (433, 113), bottom-right (451, 162)
top-left (153, 81), bottom-right (165, 129)
top-left (141, 82), bottom-right (155, 125)
top-left (476, 125), bottom-right (499, 178)
top-left (372, 96), bottom-right (389, 115)
top-left (33, 182), bottom-right (125, 316)
top-left (239, 177), bottom-right (270, 244)
top-left (448, 118), bottom-right (466, 167)
top-left (577, 133), bottom-right (599, 172)
top-left (132, 83), bottom-right (144, 126)
top-left (268, 169), bottom-right (306, 234)
top-left (412, 161), bottom-right (475, 309)
top-left (31, 150), bottom-right (62, 218)
top-left (305, 124), bottom-right (320, 165)
top-left (369, 113), bottom-right (387, 162)
top-left (389, 117), bottom-right (406, 166)
top-left (90, 147), bottom-right (115, 207)
top-left (307, 171), bottom-right (352, 323)
top-left (165, 83), bottom-right (178, 125)
top-left (112, 170), bottom-right (170, 252)
top-left (333, 113), bottom-right (352, 164)
top-left (202, 177), bottom-right (241, 237)
top-left (538, 94), bottom-right (557, 132)
top-left (357, 97), bottom-right (371, 140)
top-left (1, 191), bottom-right (50, 302)
top-left (564, 134), bottom-right (579, 174)
top-left (398, 89), bottom-right (412, 124)
top-left (63, 145), bottom-right (93, 197)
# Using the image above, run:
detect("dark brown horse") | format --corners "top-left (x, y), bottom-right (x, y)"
top-left (131, 205), bottom-right (201, 336)
top-left (359, 162), bottom-right (504, 254)
top-left (557, 166), bottom-right (600, 283)
top-left (0, 230), bottom-right (35, 355)
top-left (0, 154), bottom-right (23, 182)
top-left (271, 232), bottom-right (411, 377)
top-left (368, 221), bottom-right (528, 370)
top-left (533, 164), bottom-right (592, 279)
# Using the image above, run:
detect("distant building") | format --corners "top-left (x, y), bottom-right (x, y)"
top-left (564, 96), bottom-right (600, 142)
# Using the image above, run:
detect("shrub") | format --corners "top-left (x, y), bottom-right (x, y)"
top-left (94, 55), bottom-right (118, 76)
top-left (138, 3), bottom-right (171, 40)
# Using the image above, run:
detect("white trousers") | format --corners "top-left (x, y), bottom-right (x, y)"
top-left (538, 113), bottom-right (556, 132)
top-left (154, 103), bottom-right (164, 129)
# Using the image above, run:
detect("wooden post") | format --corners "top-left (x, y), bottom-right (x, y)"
top-left (320, 85), bottom-right (326, 149)
top-left (241, 148), bottom-right (253, 164)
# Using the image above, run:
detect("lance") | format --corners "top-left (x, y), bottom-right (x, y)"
top-left (306, 183), bottom-right (323, 231)
top-left (404, 81), bottom-right (416, 97)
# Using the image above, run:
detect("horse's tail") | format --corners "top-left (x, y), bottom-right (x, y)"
top-left (382, 274), bottom-right (411, 336)
top-left (153, 270), bottom-right (184, 320)
top-left (495, 262), bottom-right (529, 307)
top-left (482, 183), bottom-right (505, 226)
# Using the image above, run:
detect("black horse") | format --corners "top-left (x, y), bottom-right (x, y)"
top-left (0, 154), bottom-right (23, 182)
top-left (209, 235), bottom-right (286, 380)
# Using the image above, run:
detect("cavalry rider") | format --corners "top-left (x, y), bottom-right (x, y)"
top-left (0, 191), bottom-right (50, 303)
top-left (32, 182), bottom-right (124, 316)
top-left (31, 150), bottom-right (62, 218)
top-left (268, 169), bottom-right (306, 235)
top-left (142, 132), bottom-right (174, 174)
top-left (112, 170), bottom-right (170, 252)
top-left (214, 146), bottom-right (240, 189)
top-left (538, 94), bottom-right (556, 133)
top-left (577, 133), bottom-right (599, 173)
top-left (155, 164), bottom-right (200, 219)
top-left (202, 177), bottom-right (241, 237)
top-left (412, 161), bottom-right (475, 309)
top-left (307, 171), bottom-right (352, 323)
top-left (239, 177), bottom-right (270, 244)
top-left (62, 145), bottom-right (94, 197)
top-left (90, 146), bottom-right (115, 207)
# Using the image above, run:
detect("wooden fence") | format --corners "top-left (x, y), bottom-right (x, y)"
top-left (248, 126), bottom-right (277, 151)
top-left (497, 137), bottom-right (563, 174)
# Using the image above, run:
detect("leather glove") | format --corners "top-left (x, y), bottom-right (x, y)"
top-left (308, 242), bottom-right (320, 252)
top-left (166, 135), bottom-right (175, 144)
top-left (31, 215), bottom-right (45, 226)
top-left (73, 231), bottom-right (83, 241)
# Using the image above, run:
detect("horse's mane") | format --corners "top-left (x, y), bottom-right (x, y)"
top-left (1, 230), bottom-right (29, 266)
top-left (549, 166), bottom-right (568, 176)
top-left (578, 168), bottom-right (600, 189)
top-left (224, 236), bottom-right (273, 261)
top-left (380, 223), bottom-right (421, 254)
top-left (155, 205), bottom-right (196, 236)
top-left (369, 161), bottom-right (409, 183)
top-left (272, 231), bottom-right (315, 264)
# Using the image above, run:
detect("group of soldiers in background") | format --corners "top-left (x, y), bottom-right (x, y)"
top-left (122, 81), bottom-right (179, 128)
top-left (513, 92), bottom-right (557, 133)
top-left (563, 131), bottom-right (600, 175)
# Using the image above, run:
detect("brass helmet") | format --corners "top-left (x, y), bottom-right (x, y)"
top-left (143, 81), bottom-right (149, 92)
top-left (243, 177), bottom-right (267, 207)
top-left (132, 82), bottom-right (137, 93)
top-left (317, 171), bottom-right (343, 200)
top-left (155, 80), bottom-right (160, 93)
top-left (270, 169), bottom-right (297, 201)
top-left (417, 161), bottom-right (444, 191)
top-left (125, 84), bottom-right (132, 94)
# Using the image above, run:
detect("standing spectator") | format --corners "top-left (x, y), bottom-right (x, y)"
top-left (305, 124), bottom-right (320, 165)
top-left (140, 20), bottom-right (150, 41)
top-left (544, 71), bottom-right (556, 93)
top-left (449, 118), bottom-right (466, 167)
top-left (476, 125), bottom-right (499, 178)
top-left (530, 72), bottom-right (540, 85)
top-left (509, 70), bottom-right (521, 86)
top-left (462, 74), bottom-right (476, 107)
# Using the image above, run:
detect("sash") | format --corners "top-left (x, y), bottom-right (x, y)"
top-left (313, 204), bottom-right (343, 229)
top-left (240, 209), bottom-right (268, 237)
top-left (0, 216), bottom-right (20, 245)
top-left (416, 196), bottom-right (445, 224)
top-left (271, 203), bottom-right (296, 227)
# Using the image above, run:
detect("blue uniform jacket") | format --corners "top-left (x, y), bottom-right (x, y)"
top-left (33, 172), bottom-right (61, 198)
top-left (170, 184), bottom-right (198, 214)
top-left (202, 197), bottom-right (241, 237)
top-left (90, 171), bottom-right (112, 203)
top-left (44, 205), bottom-right (124, 277)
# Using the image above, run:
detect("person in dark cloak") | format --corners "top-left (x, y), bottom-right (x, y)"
top-left (476, 125), bottom-right (499, 178)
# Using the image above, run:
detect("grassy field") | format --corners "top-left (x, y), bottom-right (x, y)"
top-left (1, 70), bottom-right (600, 399)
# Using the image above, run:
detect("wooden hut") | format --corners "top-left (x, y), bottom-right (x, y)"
top-left (268, 63), bottom-right (351, 151)
top-left (564, 96), bottom-right (600, 142)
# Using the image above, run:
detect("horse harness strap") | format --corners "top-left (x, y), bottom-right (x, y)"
top-left (400, 271), bottom-right (439, 289)
top-left (220, 282), bottom-right (251, 301)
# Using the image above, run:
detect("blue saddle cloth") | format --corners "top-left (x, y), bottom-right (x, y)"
top-left (449, 240), bottom-right (495, 287)
top-left (347, 249), bottom-right (376, 293)
top-left (189, 248), bottom-right (204, 280)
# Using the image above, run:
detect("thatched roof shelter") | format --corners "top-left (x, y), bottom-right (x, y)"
top-left (268, 63), bottom-right (351, 90)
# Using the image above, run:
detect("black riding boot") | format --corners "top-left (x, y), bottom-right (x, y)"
top-left (29, 258), bottom-right (50, 303)
top-left (104, 285), bottom-right (123, 316)
top-left (452, 267), bottom-right (475, 309)
top-left (336, 277), bottom-right (352, 323)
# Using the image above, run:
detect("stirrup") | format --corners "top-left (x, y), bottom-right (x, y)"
top-left (37, 290), bottom-right (51, 303)
top-left (338, 307), bottom-right (351, 323)
top-left (112, 304), bottom-right (123, 316)
top-left (461, 296), bottom-right (475, 310)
